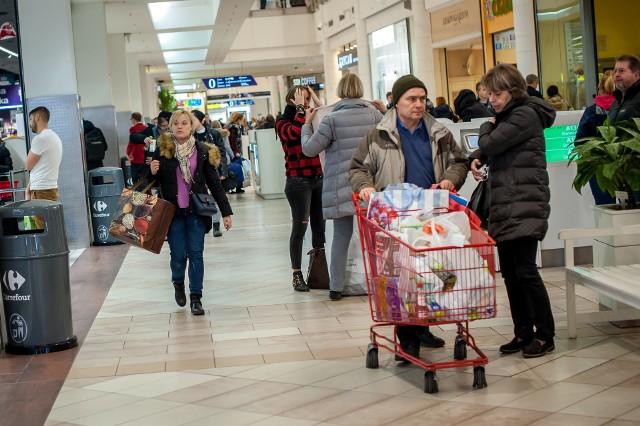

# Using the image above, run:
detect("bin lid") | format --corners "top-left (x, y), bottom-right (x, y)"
top-left (88, 167), bottom-right (125, 197)
top-left (0, 200), bottom-right (69, 258)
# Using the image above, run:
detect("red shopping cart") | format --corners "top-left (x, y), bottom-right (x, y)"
top-left (353, 193), bottom-right (497, 393)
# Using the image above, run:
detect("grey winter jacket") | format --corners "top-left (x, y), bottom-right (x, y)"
top-left (349, 109), bottom-right (469, 194)
top-left (471, 95), bottom-right (556, 243)
top-left (301, 99), bottom-right (383, 218)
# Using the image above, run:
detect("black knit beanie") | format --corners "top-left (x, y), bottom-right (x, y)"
top-left (391, 75), bottom-right (428, 106)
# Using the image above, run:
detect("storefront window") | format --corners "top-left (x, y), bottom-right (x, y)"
top-left (535, 1), bottom-right (584, 110)
top-left (369, 20), bottom-right (411, 101)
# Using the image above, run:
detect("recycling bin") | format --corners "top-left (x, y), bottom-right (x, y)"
top-left (88, 167), bottom-right (124, 245)
top-left (0, 200), bottom-right (77, 354)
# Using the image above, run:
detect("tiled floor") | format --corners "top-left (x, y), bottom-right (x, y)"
top-left (3, 188), bottom-right (640, 425)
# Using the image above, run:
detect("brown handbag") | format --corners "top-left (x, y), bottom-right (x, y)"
top-left (109, 180), bottom-right (176, 254)
top-left (306, 248), bottom-right (329, 290)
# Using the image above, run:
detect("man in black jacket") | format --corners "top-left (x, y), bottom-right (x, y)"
top-left (526, 74), bottom-right (544, 99)
top-left (609, 54), bottom-right (640, 125)
top-left (83, 120), bottom-right (108, 171)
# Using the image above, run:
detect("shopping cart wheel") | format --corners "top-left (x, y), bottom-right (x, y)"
top-left (453, 336), bottom-right (467, 360)
top-left (366, 344), bottom-right (379, 369)
top-left (424, 371), bottom-right (438, 394)
top-left (472, 366), bottom-right (488, 389)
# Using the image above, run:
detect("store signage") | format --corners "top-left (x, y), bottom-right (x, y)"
top-left (337, 48), bottom-right (358, 70)
top-left (430, 0), bottom-right (481, 43)
top-left (494, 29), bottom-right (516, 50)
top-left (207, 100), bottom-right (255, 109)
top-left (484, 0), bottom-right (513, 21)
top-left (544, 124), bottom-right (577, 163)
top-left (292, 76), bottom-right (317, 86)
top-left (175, 99), bottom-right (202, 107)
top-left (202, 75), bottom-right (257, 89)
top-left (0, 84), bottom-right (21, 109)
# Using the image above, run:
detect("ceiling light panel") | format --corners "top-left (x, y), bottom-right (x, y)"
top-left (167, 62), bottom-right (208, 73)
top-left (149, 0), bottom-right (220, 31)
top-left (163, 49), bottom-right (208, 64)
top-left (157, 30), bottom-right (213, 51)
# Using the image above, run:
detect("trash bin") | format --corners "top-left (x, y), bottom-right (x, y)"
top-left (120, 156), bottom-right (133, 188)
top-left (89, 167), bottom-right (125, 245)
top-left (0, 200), bottom-right (77, 354)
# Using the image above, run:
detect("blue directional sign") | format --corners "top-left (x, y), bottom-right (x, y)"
top-left (202, 75), bottom-right (257, 89)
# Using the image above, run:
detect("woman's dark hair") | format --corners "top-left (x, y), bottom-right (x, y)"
top-left (435, 96), bottom-right (446, 107)
top-left (480, 64), bottom-right (527, 99)
top-left (546, 85), bottom-right (560, 97)
top-left (265, 114), bottom-right (275, 123)
top-left (285, 85), bottom-right (310, 106)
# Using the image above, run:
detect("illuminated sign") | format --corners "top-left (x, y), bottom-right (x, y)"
top-left (206, 99), bottom-right (255, 109)
top-left (484, 0), bottom-right (513, 20)
top-left (202, 75), bottom-right (257, 89)
top-left (292, 76), bottom-right (317, 86)
top-left (337, 48), bottom-right (358, 70)
top-left (175, 99), bottom-right (202, 107)
top-left (544, 124), bottom-right (577, 163)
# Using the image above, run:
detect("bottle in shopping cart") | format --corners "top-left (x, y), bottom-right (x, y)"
top-left (416, 282), bottom-right (427, 319)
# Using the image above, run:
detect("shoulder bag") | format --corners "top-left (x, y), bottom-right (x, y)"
top-left (190, 178), bottom-right (218, 216)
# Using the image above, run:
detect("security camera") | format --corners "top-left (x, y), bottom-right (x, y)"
top-left (316, 24), bottom-right (322, 31)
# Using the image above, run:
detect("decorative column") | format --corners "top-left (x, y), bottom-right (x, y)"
top-left (409, 0), bottom-right (436, 96)
top-left (353, 1), bottom-right (372, 100)
top-left (513, 0), bottom-right (538, 77)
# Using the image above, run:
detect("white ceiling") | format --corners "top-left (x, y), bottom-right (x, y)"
top-left (90, 0), bottom-right (322, 93)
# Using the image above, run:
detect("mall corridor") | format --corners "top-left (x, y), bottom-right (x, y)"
top-left (1, 189), bottom-right (638, 425)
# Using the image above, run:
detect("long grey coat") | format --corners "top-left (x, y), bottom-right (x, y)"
top-left (301, 99), bottom-right (383, 219)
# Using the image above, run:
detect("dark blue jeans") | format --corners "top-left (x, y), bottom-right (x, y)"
top-left (497, 237), bottom-right (555, 342)
top-left (167, 212), bottom-right (206, 295)
top-left (285, 176), bottom-right (325, 269)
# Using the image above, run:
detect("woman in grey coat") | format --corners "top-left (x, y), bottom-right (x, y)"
top-left (301, 74), bottom-right (385, 300)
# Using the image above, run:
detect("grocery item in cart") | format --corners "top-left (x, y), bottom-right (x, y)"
top-left (367, 184), bottom-right (449, 230)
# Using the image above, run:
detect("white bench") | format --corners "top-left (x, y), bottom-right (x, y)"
top-left (558, 224), bottom-right (640, 339)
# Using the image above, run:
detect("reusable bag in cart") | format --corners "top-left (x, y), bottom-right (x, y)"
top-left (109, 180), bottom-right (175, 254)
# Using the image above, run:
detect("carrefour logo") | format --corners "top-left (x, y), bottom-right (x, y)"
top-left (3, 270), bottom-right (25, 291)
top-left (93, 201), bottom-right (107, 212)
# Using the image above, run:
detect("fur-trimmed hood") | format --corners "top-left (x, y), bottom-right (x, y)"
top-left (158, 133), bottom-right (220, 167)
top-left (217, 128), bottom-right (230, 138)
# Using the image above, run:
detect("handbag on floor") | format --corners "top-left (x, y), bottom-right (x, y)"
top-left (109, 180), bottom-right (176, 254)
top-left (307, 248), bottom-right (329, 290)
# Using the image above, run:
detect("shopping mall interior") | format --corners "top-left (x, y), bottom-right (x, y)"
top-left (0, 0), bottom-right (640, 424)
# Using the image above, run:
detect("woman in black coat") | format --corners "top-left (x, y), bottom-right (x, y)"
top-left (149, 110), bottom-right (233, 315)
top-left (454, 89), bottom-right (495, 122)
top-left (470, 64), bottom-right (557, 358)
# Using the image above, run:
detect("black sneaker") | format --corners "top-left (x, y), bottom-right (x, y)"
top-left (395, 345), bottom-right (419, 362)
top-left (418, 330), bottom-right (445, 348)
top-left (329, 291), bottom-right (342, 301)
top-left (499, 337), bottom-right (533, 354)
top-left (522, 339), bottom-right (555, 358)
top-left (190, 294), bottom-right (204, 315)
top-left (292, 272), bottom-right (309, 292)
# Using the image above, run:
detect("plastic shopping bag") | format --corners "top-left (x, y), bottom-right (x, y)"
top-left (367, 184), bottom-right (449, 230)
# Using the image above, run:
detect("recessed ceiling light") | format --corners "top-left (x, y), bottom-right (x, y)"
top-left (163, 49), bottom-right (208, 64)
top-left (157, 30), bottom-right (213, 50)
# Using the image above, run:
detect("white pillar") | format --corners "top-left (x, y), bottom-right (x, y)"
top-left (127, 53), bottom-right (143, 114)
top-left (353, 1), bottom-right (372, 100)
top-left (71, 1), bottom-right (111, 107)
top-left (108, 34), bottom-right (132, 112)
top-left (322, 36), bottom-right (341, 105)
top-left (409, 0), bottom-right (436, 97)
top-left (269, 76), bottom-right (281, 114)
top-left (19, 0), bottom-right (91, 249)
top-left (277, 75), bottom-right (288, 113)
top-left (514, 0), bottom-right (538, 77)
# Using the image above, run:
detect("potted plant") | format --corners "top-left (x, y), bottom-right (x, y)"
top-left (569, 117), bottom-right (640, 209)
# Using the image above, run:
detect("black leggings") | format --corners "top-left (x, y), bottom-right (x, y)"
top-left (285, 176), bottom-right (325, 269)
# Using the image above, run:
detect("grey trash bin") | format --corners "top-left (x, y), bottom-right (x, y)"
top-left (89, 167), bottom-right (125, 245)
top-left (0, 200), bottom-right (77, 354)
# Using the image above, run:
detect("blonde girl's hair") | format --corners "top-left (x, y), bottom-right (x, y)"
top-left (227, 112), bottom-right (244, 124)
top-left (169, 109), bottom-right (197, 133)
top-left (336, 73), bottom-right (364, 99)
top-left (598, 70), bottom-right (615, 95)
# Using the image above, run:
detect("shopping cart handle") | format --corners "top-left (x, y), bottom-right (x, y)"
top-left (352, 192), bottom-right (369, 216)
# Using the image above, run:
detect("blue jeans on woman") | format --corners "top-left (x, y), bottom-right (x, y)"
top-left (167, 212), bottom-right (206, 295)
top-left (284, 176), bottom-right (325, 269)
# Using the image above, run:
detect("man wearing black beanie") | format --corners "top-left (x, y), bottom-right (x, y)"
top-left (350, 74), bottom-right (470, 361)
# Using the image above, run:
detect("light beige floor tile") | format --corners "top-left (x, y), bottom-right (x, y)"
top-left (66, 366), bottom-right (118, 379)
top-left (456, 406), bottom-right (551, 425)
top-left (194, 380), bottom-right (301, 409)
top-left (155, 376), bottom-right (253, 403)
top-left (248, 416), bottom-right (317, 426)
top-left (229, 360), bottom-right (327, 381)
top-left (561, 387), bottom-right (640, 418)
top-left (564, 360), bottom-right (640, 386)
top-left (568, 338), bottom-right (637, 359)
top-left (262, 351), bottom-right (315, 363)
top-left (325, 395), bottom-right (441, 426)
top-left (311, 365), bottom-right (396, 390)
top-left (504, 381), bottom-right (607, 412)
top-left (51, 388), bottom-right (110, 409)
top-left (514, 356), bottom-right (609, 382)
top-left (268, 360), bottom-right (362, 385)
top-left (452, 376), bottom-right (551, 406)
top-left (47, 394), bottom-right (144, 422)
top-left (380, 401), bottom-right (493, 425)
top-left (116, 361), bottom-right (166, 376)
top-left (529, 413), bottom-right (609, 426)
top-left (166, 358), bottom-right (217, 371)
top-left (278, 389), bottom-right (389, 422)
top-left (195, 408), bottom-right (271, 425)
top-left (214, 354), bottom-right (264, 367)
top-left (212, 327), bottom-right (300, 342)
top-left (311, 347), bottom-right (363, 360)
top-left (213, 342), bottom-right (310, 358)
top-left (71, 399), bottom-right (182, 426)
top-left (235, 385), bottom-right (345, 416)
top-left (118, 372), bottom-right (219, 397)
top-left (85, 372), bottom-right (183, 393)
top-left (71, 357), bottom-right (120, 369)
top-left (117, 404), bottom-right (226, 426)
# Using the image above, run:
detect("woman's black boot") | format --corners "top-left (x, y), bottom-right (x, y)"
top-left (190, 294), bottom-right (205, 315)
top-left (173, 282), bottom-right (186, 307)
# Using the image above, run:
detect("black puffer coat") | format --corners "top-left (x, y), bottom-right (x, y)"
top-left (472, 95), bottom-right (556, 243)
top-left (454, 89), bottom-right (495, 122)
top-left (152, 134), bottom-right (232, 233)
top-left (608, 80), bottom-right (640, 125)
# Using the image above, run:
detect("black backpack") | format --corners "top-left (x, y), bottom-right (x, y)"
top-left (85, 128), bottom-right (107, 162)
